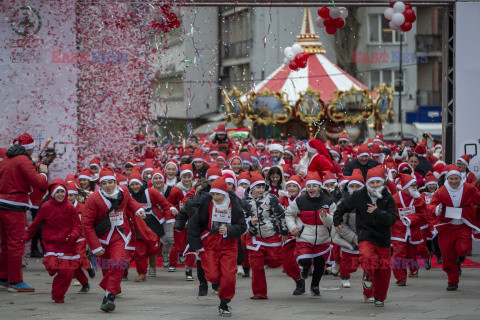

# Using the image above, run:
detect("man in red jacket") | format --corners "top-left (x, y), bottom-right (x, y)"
top-left (0, 133), bottom-right (49, 292)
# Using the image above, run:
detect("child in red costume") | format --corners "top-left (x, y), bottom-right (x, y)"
top-left (23, 179), bottom-right (82, 303)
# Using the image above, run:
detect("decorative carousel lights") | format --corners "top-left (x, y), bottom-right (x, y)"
top-left (222, 7), bottom-right (394, 141)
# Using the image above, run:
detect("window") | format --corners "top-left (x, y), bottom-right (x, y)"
top-left (221, 10), bottom-right (252, 59)
top-left (151, 76), bottom-right (184, 101)
top-left (369, 14), bottom-right (405, 44)
top-left (223, 64), bottom-right (251, 91)
top-left (369, 69), bottom-right (405, 94)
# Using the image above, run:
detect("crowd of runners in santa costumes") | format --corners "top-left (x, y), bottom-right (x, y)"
top-left (2, 127), bottom-right (480, 316)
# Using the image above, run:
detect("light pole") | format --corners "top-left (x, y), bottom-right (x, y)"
top-left (398, 31), bottom-right (403, 138)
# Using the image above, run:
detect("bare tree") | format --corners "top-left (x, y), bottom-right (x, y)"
top-left (333, 7), bottom-right (361, 76)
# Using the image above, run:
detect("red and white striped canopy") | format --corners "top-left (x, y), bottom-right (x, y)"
top-left (248, 53), bottom-right (372, 105)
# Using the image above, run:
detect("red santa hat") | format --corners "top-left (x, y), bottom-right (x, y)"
top-left (151, 168), bottom-right (165, 183)
top-left (250, 172), bottom-right (266, 189)
top-left (357, 144), bottom-right (371, 158)
top-left (424, 171), bottom-right (438, 186)
top-left (125, 159), bottom-right (137, 167)
top-left (330, 146), bottom-right (341, 159)
top-left (128, 170), bottom-right (143, 186)
top-left (284, 145), bottom-right (295, 158)
top-left (49, 179), bottom-right (66, 198)
top-left (269, 143), bottom-right (284, 154)
top-left (338, 132), bottom-right (349, 143)
top-left (209, 145), bottom-right (219, 155)
top-left (78, 169), bottom-right (92, 181)
top-left (414, 144), bottom-right (427, 157)
top-left (210, 177), bottom-right (229, 196)
top-left (262, 158), bottom-right (274, 173)
top-left (348, 169), bottom-right (365, 188)
top-left (165, 160), bottom-right (179, 174)
top-left (142, 159), bottom-right (155, 175)
top-left (206, 166), bottom-right (222, 181)
top-left (217, 151), bottom-right (227, 162)
top-left (445, 164), bottom-right (461, 179)
top-left (366, 166), bottom-right (385, 185)
top-left (228, 152), bottom-right (242, 165)
top-left (192, 149), bottom-right (204, 163)
top-left (285, 175), bottom-right (302, 189)
top-left (433, 160), bottom-right (446, 177)
top-left (89, 157), bottom-right (102, 170)
top-left (13, 133), bottom-right (35, 150)
top-left (367, 139), bottom-right (374, 147)
top-left (0, 147), bottom-right (6, 162)
top-left (179, 149), bottom-right (191, 160)
top-left (99, 167), bottom-right (116, 183)
top-left (338, 175), bottom-right (349, 188)
top-left (222, 169), bottom-right (237, 186)
top-left (457, 154), bottom-right (470, 166)
top-left (371, 143), bottom-right (383, 157)
top-left (305, 171), bottom-right (322, 186)
top-left (256, 139), bottom-right (266, 148)
top-left (238, 171), bottom-right (251, 186)
top-left (214, 124), bottom-right (227, 135)
top-left (373, 133), bottom-right (384, 145)
top-left (322, 171), bottom-right (337, 185)
top-left (241, 153), bottom-right (253, 166)
top-left (116, 173), bottom-right (127, 186)
top-left (65, 174), bottom-right (76, 183)
top-left (65, 181), bottom-right (78, 195)
top-left (179, 164), bottom-right (193, 177)
top-left (397, 173), bottom-right (416, 190)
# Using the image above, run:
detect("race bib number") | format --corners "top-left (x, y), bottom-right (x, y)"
top-left (398, 206), bottom-right (415, 219)
top-left (445, 207), bottom-right (462, 220)
top-left (212, 209), bottom-right (232, 224)
top-left (142, 203), bottom-right (152, 213)
top-left (109, 210), bottom-right (124, 226)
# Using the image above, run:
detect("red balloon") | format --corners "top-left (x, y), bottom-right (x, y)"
top-left (389, 2), bottom-right (395, 8)
top-left (294, 53), bottom-right (304, 65)
top-left (335, 18), bottom-right (345, 29)
top-left (289, 60), bottom-right (299, 71)
top-left (323, 18), bottom-right (335, 28)
top-left (385, 17), bottom-right (391, 22)
top-left (326, 26), bottom-right (337, 35)
top-left (297, 58), bottom-right (308, 69)
top-left (404, 2), bottom-right (412, 9)
top-left (318, 7), bottom-right (331, 19)
top-left (301, 52), bottom-right (309, 61)
top-left (403, 9), bottom-right (416, 23)
top-left (401, 21), bottom-right (412, 32)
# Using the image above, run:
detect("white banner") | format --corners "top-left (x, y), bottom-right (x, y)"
top-left (0, 1), bottom-right (77, 179)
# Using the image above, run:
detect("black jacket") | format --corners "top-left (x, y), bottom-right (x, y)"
top-left (343, 158), bottom-right (380, 180)
top-left (415, 157), bottom-right (434, 178)
top-left (175, 185), bottom-right (212, 231)
top-left (333, 187), bottom-right (397, 247)
top-left (187, 191), bottom-right (247, 251)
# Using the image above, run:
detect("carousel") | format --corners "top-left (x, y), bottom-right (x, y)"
top-left (222, 7), bottom-right (394, 142)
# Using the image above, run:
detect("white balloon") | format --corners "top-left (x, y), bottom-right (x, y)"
top-left (283, 58), bottom-right (290, 65)
top-left (284, 47), bottom-right (295, 60)
top-left (392, 12), bottom-right (405, 26)
top-left (339, 7), bottom-right (348, 19)
top-left (393, 1), bottom-right (406, 14)
top-left (292, 44), bottom-right (303, 55)
top-left (315, 17), bottom-right (325, 28)
top-left (384, 8), bottom-right (395, 20)
top-left (389, 20), bottom-right (400, 30)
top-left (329, 7), bottom-right (341, 19)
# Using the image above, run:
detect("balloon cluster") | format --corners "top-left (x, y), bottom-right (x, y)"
top-left (384, 2), bottom-right (416, 32)
top-left (283, 44), bottom-right (309, 71)
top-left (149, 5), bottom-right (181, 33)
top-left (316, 6), bottom-right (348, 35)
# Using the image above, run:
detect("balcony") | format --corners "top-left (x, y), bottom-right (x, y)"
top-left (416, 90), bottom-right (442, 106)
top-left (416, 34), bottom-right (442, 56)
top-left (222, 39), bottom-right (252, 60)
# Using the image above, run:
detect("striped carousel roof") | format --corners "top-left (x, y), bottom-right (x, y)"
top-left (244, 7), bottom-right (373, 105)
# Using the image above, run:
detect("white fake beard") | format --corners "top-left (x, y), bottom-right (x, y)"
top-left (347, 187), bottom-right (355, 195)
top-left (367, 185), bottom-right (384, 199)
top-left (409, 188), bottom-right (421, 198)
top-left (213, 195), bottom-right (230, 211)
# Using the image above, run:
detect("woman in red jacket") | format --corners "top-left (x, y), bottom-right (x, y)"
top-left (23, 179), bottom-right (82, 303)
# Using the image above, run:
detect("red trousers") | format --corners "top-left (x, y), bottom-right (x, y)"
top-left (241, 234), bottom-right (250, 269)
top-left (74, 239), bottom-right (90, 285)
top-left (44, 255), bottom-right (77, 302)
top-left (358, 241), bottom-right (391, 301)
top-left (200, 248), bottom-right (237, 301)
top-left (391, 240), bottom-right (430, 283)
top-left (0, 210), bottom-right (26, 283)
top-left (248, 245), bottom-right (283, 298)
top-left (438, 224), bottom-right (472, 286)
top-left (169, 229), bottom-right (195, 268)
top-left (283, 241), bottom-right (300, 280)
top-left (339, 250), bottom-right (360, 279)
top-left (97, 231), bottom-right (128, 294)
top-left (331, 243), bottom-right (341, 264)
top-left (134, 239), bottom-right (158, 275)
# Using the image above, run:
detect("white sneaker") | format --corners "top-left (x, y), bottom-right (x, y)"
top-left (73, 281), bottom-right (81, 286)
top-left (331, 263), bottom-right (340, 275)
top-left (364, 295), bottom-right (375, 303)
top-left (341, 279), bottom-right (351, 288)
top-left (168, 266), bottom-right (176, 272)
top-left (148, 267), bottom-right (156, 277)
top-left (237, 266), bottom-right (245, 276)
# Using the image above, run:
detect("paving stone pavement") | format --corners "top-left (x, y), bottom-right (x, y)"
top-left (1, 257), bottom-right (480, 319)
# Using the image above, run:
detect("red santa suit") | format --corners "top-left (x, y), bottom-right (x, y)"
top-left (23, 180), bottom-right (81, 302)
top-left (430, 165), bottom-right (480, 288)
top-left (0, 135), bottom-right (49, 286)
top-left (391, 174), bottom-right (430, 284)
top-left (82, 170), bottom-right (149, 295)
top-left (279, 190), bottom-right (301, 282)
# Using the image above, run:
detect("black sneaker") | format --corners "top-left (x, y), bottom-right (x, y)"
top-left (311, 286), bottom-right (321, 299)
top-left (397, 281), bottom-right (406, 287)
top-left (218, 303), bottom-right (232, 317)
top-left (30, 251), bottom-right (44, 258)
top-left (446, 284), bottom-right (458, 291)
top-left (374, 297), bottom-right (384, 307)
top-left (293, 279), bottom-right (305, 295)
top-left (363, 273), bottom-right (373, 290)
top-left (198, 283), bottom-right (208, 296)
top-left (78, 283), bottom-right (90, 293)
top-left (186, 270), bottom-right (194, 281)
top-left (212, 283), bottom-right (220, 294)
top-left (242, 268), bottom-right (250, 278)
top-left (424, 258), bottom-right (432, 270)
top-left (100, 293), bottom-right (116, 312)
top-left (87, 263), bottom-right (96, 279)
top-left (301, 266), bottom-right (310, 279)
